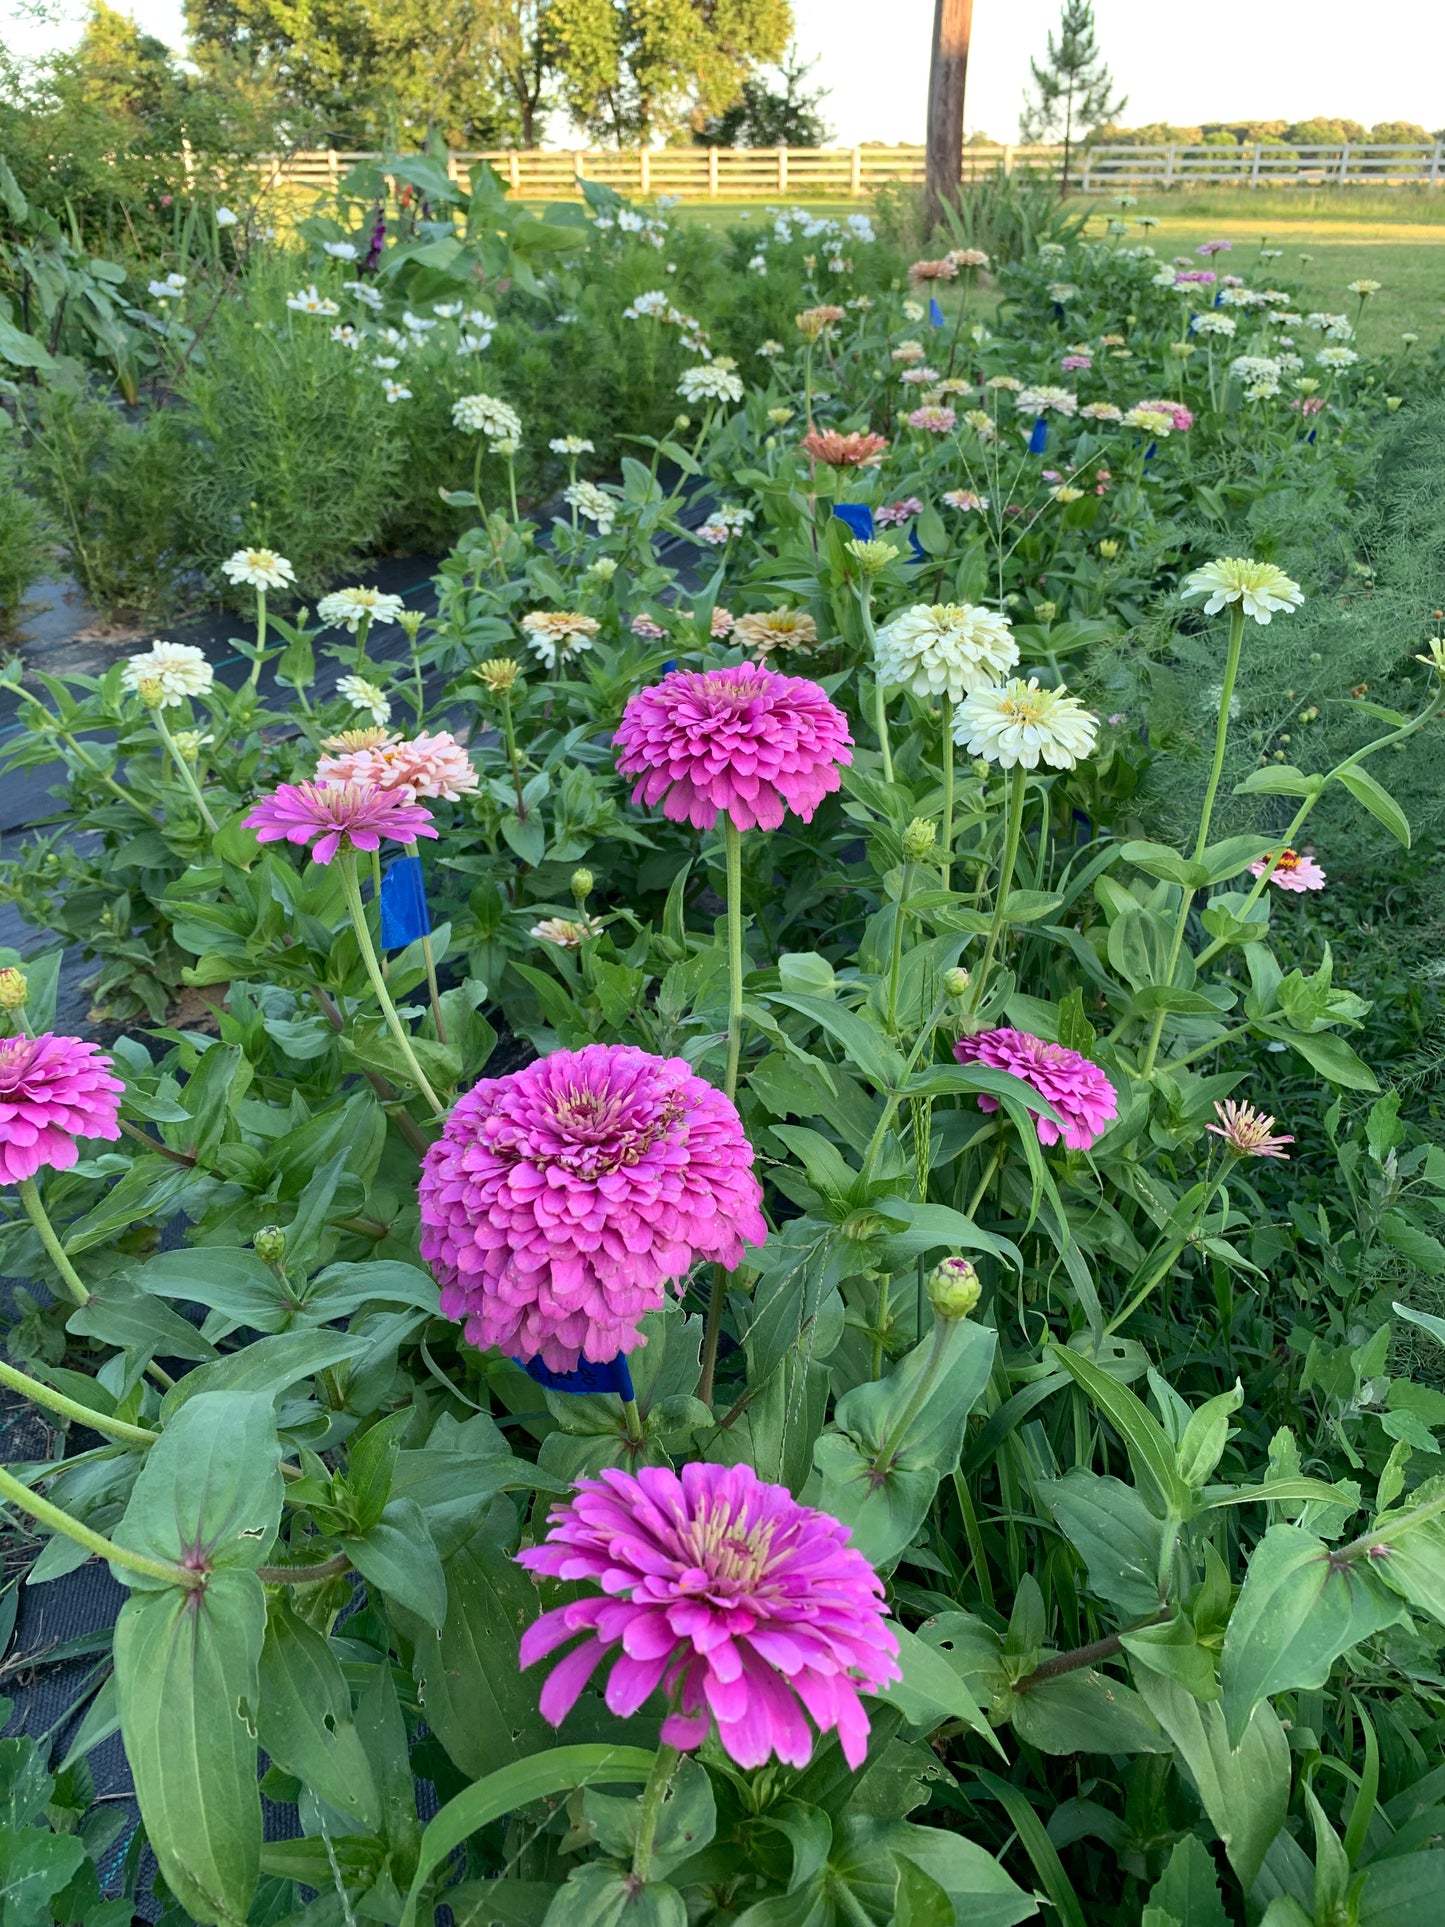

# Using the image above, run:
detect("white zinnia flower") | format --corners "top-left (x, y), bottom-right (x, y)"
top-left (323, 241), bottom-right (358, 260)
top-left (564, 480), bottom-right (617, 534)
top-left (1181, 558), bottom-right (1304, 625)
top-left (1316, 345), bottom-right (1359, 371)
top-left (757, 340), bottom-right (784, 359)
top-left (121, 641), bottom-right (214, 709)
top-left (317, 588), bottom-right (406, 633)
top-left (1015, 386), bottom-right (1078, 417)
top-left (1191, 312), bottom-right (1237, 338)
top-left (433, 301), bottom-right (463, 319)
top-left (549, 436), bottom-right (596, 455)
top-left (452, 393), bottom-right (522, 440)
top-left (678, 363), bottom-right (744, 405)
top-left (215, 207), bottom-right (239, 228)
top-left (148, 274), bottom-right (187, 301)
top-left (623, 290), bottom-right (671, 319)
top-left (221, 548), bottom-right (295, 592)
top-left (953, 677), bottom-right (1099, 771)
top-left (1347, 279), bottom-right (1381, 297)
top-left (336, 675), bottom-right (391, 725)
top-left (875, 603), bottom-right (1019, 704)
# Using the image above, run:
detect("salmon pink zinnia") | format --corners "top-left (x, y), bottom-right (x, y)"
top-left (954, 1027), bottom-right (1118, 1150)
top-left (517, 1462), bottom-right (901, 1768)
top-left (614, 665), bottom-right (852, 834)
top-left (1248, 847), bottom-right (1325, 892)
top-left (0, 1033), bottom-right (124, 1184)
top-left (419, 1044), bottom-right (767, 1370)
top-left (244, 780), bottom-right (437, 865)
top-left (315, 730), bottom-right (479, 801)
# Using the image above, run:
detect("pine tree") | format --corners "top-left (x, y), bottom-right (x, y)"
top-left (1019, 0), bottom-right (1125, 187)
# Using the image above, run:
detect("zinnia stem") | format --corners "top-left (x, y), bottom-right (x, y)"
top-left (0, 1462), bottom-right (200, 1588)
top-left (16, 1177), bottom-right (90, 1307)
top-left (500, 694), bottom-right (526, 820)
top-left (1105, 1163), bottom-right (1234, 1335)
top-left (887, 857), bottom-right (914, 1036)
top-left (337, 852), bottom-right (444, 1116)
top-left (630, 1743), bottom-right (682, 1884)
top-left (940, 697), bottom-right (955, 892)
top-left (621, 1396), bottom-right (645, 1446)
top-left (151, 706), bottom-right (220, 833)
top-left (970, 764), bottom-right (1027, 1013)
top-left (698, 819), bottom-right (747, 1407)
top-left (873, 1309), bottom-right (952, 1473)
top-left (246, 588), bottom-right (267, 692)
top-left (873, 678), bottom-right (894, 784)
top-left (0, 1355), bottom-right (158, 1447)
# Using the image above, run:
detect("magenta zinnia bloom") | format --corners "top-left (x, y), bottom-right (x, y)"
top-left (517, 1463), bottom-right (900, 1768)
top-left (419, 1044), bottom-right (767, 1370)
top-left (614, 665), bottom-right (851, 834)
top-left (243, 779), bottom-right (437, 865)
top-left (0, 1033), bottom-right (123, 1184)
top-left (954, 1026), bottom-right (1118, 1151)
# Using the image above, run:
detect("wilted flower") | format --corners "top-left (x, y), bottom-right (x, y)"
top-left (317, 588), bottom-right (406, 633)
top-left (222, 548), bottom-right (295, 592)
top-left (121, 641), bottom-right (213, 709)
top-left (954, 1028), bottom-right (1117, 1150)
top-left (420, 1044), bottom-right (766, 1368)
top-left (521, 611), bottom-right (601, 670)
top-left (734, 609), bottom-right (820, 656)
top-left (1248, 847), bottom-right (1326, 892)
top-left (909, 256), bottom-right (958, 282)
top-left (0, 1033), bottom-right (124, 1183)
top-left (334, 675), bottom-right (392, 724)
top-left (530, 916), bottom-right (602, 947)
top-left (1207, 1099), bottom-right (1293, 1160)
top-left (796, 304), bottom-right (846, 339)
top-left (953, 677), bottom-right (1098, 770)
top-left (875, 604), bottom-right (1018, 704)
top-left (1182, 558), bottom-right (1303, 624)
top-left (244, 780), bottom-right (435, 866)
top-left (630, 613), bottom-right (667, 640)
top-left (799, 429), bottom-right (888, 467)
top-left (615, 665), bottom-right (851, 834)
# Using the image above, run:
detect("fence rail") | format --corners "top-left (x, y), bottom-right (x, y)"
top-left (250, 139), bottom-right (1445, 202)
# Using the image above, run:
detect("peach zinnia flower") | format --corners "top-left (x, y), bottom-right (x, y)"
top-left (909, 257), bottom-right (958, 283)
top-left (1206, 1100), bottom-right (1292, 1160)
top-left (734, 609), bottom-right (820, 656)
top-left (799, 429), bottom-right (888, 468)
top-left (1248, 848), bottom-right (1326, 892)
top-left (316, 730), bottom-right (479, 801)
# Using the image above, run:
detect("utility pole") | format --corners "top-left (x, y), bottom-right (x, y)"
top-left (926, 0), bottom-right (974, 225)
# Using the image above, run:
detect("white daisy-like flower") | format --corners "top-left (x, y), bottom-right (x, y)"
top-left (336, 674), bottom-right (391, 724)
top-left (215, 207), bottom-right (239, 228)
top-left (148, 273), bottom-right (187, 301)
top-left (1181, 557), bottom-right (1304, 625)
top-left (452, 393), bottom-right (522, 439)
top-left (346, 282), bottom-right (384, 311)
top-left (373, 356), bottom-right (400, 370)
top-left (466, 309), bottom-right (495, 329)
top-left (1316, 345), bottom-right (1359, 371)
top-left (121, 641), bottom-right (214, 708)
top-left (623, 290), bottom-right (672, 320)
top-left (402, 310), bottom-right (437, 333)
top-left (287, 285), bottom-right (339, 316)
top-left (520, 610), bottom-right (601, 670)
top-left (902, 300), bottom-right (925, 322)
top-left (317, 588), bottom-right (406, 633)
top-left (458, 332), bottom-right (493, 353)
top-left (382, 379), bottom-right (411, 403)
top-left (433, 301), bottom-right (464, 319)
top-left (1080, 401), bottom-right (1123, 421)
top-left (953, 676), bottom-right (1099, 771)
top-left (1229, 354), bottom-right (1282, 390)
top-left (1347, 279), bottom-right (1381, 297)
top-left (221, 548), bottom-right (295, 592)
top-left (563, 480), bottom-right (616, 534)
top-left (530, 916), bottom-right (602, 947)
top-left (1191, 311), bottom-right (1237, 337)
top-left (677, 362), bottom-right (744, 405)
top-left (1123, 405), bottom-right (1175, 434)
top-left (331, 324), bottom-right (360, 348)
top-left (549, 435), bottom-right (596, 455)
top-left (875, 603), bottom-right (1019, 704)
top-left (757, 339), bottom-right (784, 359)
top-left (323, 240), bottom-right (358, 260)
top-left (1016, 385), bottom-right (1078, 417)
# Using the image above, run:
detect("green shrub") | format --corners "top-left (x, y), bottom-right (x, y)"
top-left (0, 420), bottom-right (53, 634)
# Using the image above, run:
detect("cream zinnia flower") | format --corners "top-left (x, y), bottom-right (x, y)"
top-left (1181, 558), bottom-right (1303, 625)
top-left (221, 547), bottom-right (295, 592)
top-left (1015, 385), bottom-right (1078, 417)
top-left (317, 588), bottom-right (406, 633)
top-left (521, 611), bottom-right (601, 669)
top-left (677, 363), bottom-right (744, 405)
top-left (953, 677), bottom-right (1098, 770)
top-left (734, 609), bottom-right (820, 656)
top-left (564, 480), bottom-right (616, 533)
top-left (530, 916), bottom-right (602, 947)
top-left (336, 675), bottom-right (391, 725)
top-left (121, 641), bottom-right (214, 709)
top-left (874, 603), bottom-right (1019, 704)
top-left (452, 393), bottom-right (522, 441)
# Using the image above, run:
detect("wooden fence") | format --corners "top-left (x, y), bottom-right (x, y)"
top-left (251, 140), bottom-right (1445, 202)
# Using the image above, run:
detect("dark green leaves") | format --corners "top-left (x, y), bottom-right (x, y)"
top-left (111, 1390), bottom-right (282, 1584)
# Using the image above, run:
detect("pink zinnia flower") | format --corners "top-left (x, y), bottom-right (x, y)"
top-left (1249, 847), bottom-right (1325, 892)
top-left (711, 607), bottom-right (736, 638)
top-left (1174, 269), bottom-right (1216, 286)
top-left (315, 731), bottom-right (479, 801)
top-left (630, 613), bottom-right (667, 640)
top-left (953, 1027), bottom-right (1118, 1150)
top-left (419, 1044), bottom-right (767, 1370)
top-left (876, 497), bottom-right (924, 527)
top-left (244, 780), bottom-right (437, 865)
top-left (517, 1462), bottom-right (901, 1767)
top-left (1291, 396), bottom-right (1326, 418)
top-left (1061, 354), bottom-right (1092, 371)
top-left (1197, 240), bottom-right (1232, 256)
top-left (0, 1033), bottom-right (123, 1184)
top-left (907, 405), bottom-right (956, 434)
top-left (614, 665), bottom-right (851, 834)
top-left (1133, 399), bottom-right (1194, 432)
top-left (1207, 1099), bottom-right (1292, 1160)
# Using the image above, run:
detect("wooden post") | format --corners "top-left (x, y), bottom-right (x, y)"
top-left (445, 149), bottom-right (457, 184)
top-left (850, 145), bottom-right (862, 195)
top-left (509, 151), bottom-right (521, 191)
top-left (778, 146), bottom-right (788, 192)
top-left (925, 0), bottom-right (973, 222)
top-left (1163, 143), bottom-right (1176, 187)
top-left (1001, 143), bottom-right (1014, 176)
top-left (1338, 141), bottom-right (1351, 185)
top-left (1431, 141), bottom-right (1442, 187)
top-left (328, 148), bottom-right (339, 185)
top-left (1080, 147), bottom-right (1093, 192)
top-left (1249, 142), bottom-right (1262, 188)
top-left (708, 146), bottom-right (719, 197)
top-left (639, 146), bottom-right (650, 193)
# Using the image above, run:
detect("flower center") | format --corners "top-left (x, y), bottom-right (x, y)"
top-left (1273, 849), bottom-right (1302, 871)
top-left (0, 1038), bottom-right (35, 1092)
top-left (674, 1503), bottom-right (779, 1595)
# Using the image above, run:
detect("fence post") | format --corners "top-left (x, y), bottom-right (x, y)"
top-left (1248, 142), bottom-right (1261, 188)
top-left (1432, 141), bottom-right (1443, 187)
top-left (445, 149), bottom-right (457, 185)
top-left (639, 147), bottom-right (650, 193)
top-left (850, 145), bottom-right (862, 195)
top-left (328, 147), bottom-right (339, 185)
top-left (707, 146), bottom-right (718, 198)
top-left (1080, 147), bottom-right (1092, 191)
top-left (1163, 143), bottom-right (1176, 187)
top-left (1338, 141), bottom-right (1351, 185)
top-left (778, 146), bottom-right (788, 192)
top-left (508, 151), bottom-right (520, 191)
top-left (1002, 143), bottom-right (1014, 176)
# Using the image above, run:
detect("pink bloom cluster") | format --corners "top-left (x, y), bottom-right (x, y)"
top-left (517, 1462), bottom-right (900, 1768)
top-left (245, 780), bottom-right (436, 864)
top-left (630, 613), bottom-right (667, 640)
top-left (1197, 239), bottom-right (1232, 256)
top-left (419, 1044), bottom-right (766, 1370)
top-left (614, 664), bottom-right (851, 834)
top-left (1060, 354), bottom-right (1093, 371)
top-left (1133, 399), bottom-right (1194, 432)
top-left (1174, 269), bottom-right (1216, 286)
top-left (315, 731), bottom-right (479, 801)
top-left (710, 607), bottom-right (736, 638)
top-left (907, 405), bottom-right (956, 433)
top-left (1291, 396), bottom-right (1326, 418)
top-left (1249, 847), bottom-right (1326, 892)
top-left (876, 497), bottom-right (925, 527)
top-left (954, 1027), bottom-right (1118, 1150)
top-left (0, 1033), bottom-right (123, 1184)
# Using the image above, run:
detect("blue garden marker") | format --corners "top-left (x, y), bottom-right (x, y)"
top-left (519, 1352), bottom-right (636, 1399)
top-left (908, 528), bottom-right (927, 565)
top-left (1029, 417), bottom-right (1049, 455)
top-left (928, 297), bottom-right (945, 327)
top-left (380, 853), bottom-right (431, 949)
top-left (833, 503), bottom-right (875, 541)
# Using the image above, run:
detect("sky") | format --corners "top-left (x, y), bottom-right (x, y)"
top-left (7, 0), bottom-right (1445, 148)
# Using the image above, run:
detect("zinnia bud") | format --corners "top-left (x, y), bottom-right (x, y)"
top-left (571, 867), bottom-right (594, 904)
top-left (0, 967), bottom-right (27, 1011)
top-left (254, 1225), bottom-right (287, 1265)
top-left (1098, 539), bottom-right (1119, 559)
top-left (927, 1256), bottom-right (981, 1320)
top-left (902, 817), bottom-right (937, 861)
top-left (475, 657), bottom-right (521, 695)
top-left (845, 538), bottom-right (898, 578)
top-left (943, 966), bottom-right (971, 999)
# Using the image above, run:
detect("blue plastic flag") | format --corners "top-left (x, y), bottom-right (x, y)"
top-left (1029, 417), bottom-right (1049, 455)
top-left (833, 503), bottom-right (875, 541)
top-left (908, 528), bottom-right (927, 565)
top-left (1143, 441), bottom-right (1158, 463)
top-left (519, 1352), bottom-right (636, 1399)
top-left (928, 297), bottom-right (945, 327)
top-left (380, 853), bottom-right (431, 949)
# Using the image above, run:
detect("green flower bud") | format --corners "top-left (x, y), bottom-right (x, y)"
top-left (0, 967), bottom-right (27, 1011)
top-left (927, 1256), bottom-right (981, 1320)
top-left (571, 867), bottom-right (594, 904)
top-left (943, 966), bottom-right (971, 999)
top-left (845, 537), bottom-right (899, 578)
top-left (254, 1225), bottom-right (287, 1266)
top-left (901, 817), bottom-right (936, 861)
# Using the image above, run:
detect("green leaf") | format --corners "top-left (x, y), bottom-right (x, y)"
top-left (1378, 1216), bottom-right (1445, 1277)
top-left (1177, 1382), bottom-right (1243, 1489)
top-left (767, 990), bottom-right (908, 1093)
top-left (114, 1569), bottom-right (265, 1927)
top-left (112, 1391), bottom-right (282, 1585)
top-left (1147, 1835), bottom-right (1229, 1927)
top-left (341, 1496), bottom-right (447, 1628)
top-left (398, 1746), bottom-right (658, 1927)
top-left (1220, 1525), bottom-right (1407, 1745)
top-left (581, 1756), bottom-right (715, 1879)
top-left (1050, 1345), bottom-right (1188, 1518)
top-left (256, 1600), bottom-right (380, 1830)
top-left (0, 1825), bottom-right (85, 1926)
top-left (1263, 1025), bottom-right (1378, 1092)
top-left (1233, 765), bottom-right (1324, 799)
top-left (1039, 1472), bottom-right (1169, 1619)
top-left (966, 1775), bottom-right (1082, 1927)
top-left (1199, 835), bottom-right (1282, 884)
top-left (1332, 765), bottom-right (1411, 847)
top-left (881, 1624), bottom-right (1004, 1756)
top-left (1121, 841), bottom-right (1209, 889)
top-left (1010, 1670), bottom-right (1166, 1755)
top-left (159, 1328), bottom-right (372, 1420)
top-left (542, 1864), bottom-right (685, 1927)
top-left (894, 1854), bottom-right (958, 1927)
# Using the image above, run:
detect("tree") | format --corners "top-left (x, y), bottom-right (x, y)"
top-left (693, 44), bottom-right (829, 146)
top-left (1019, 0), bottom-right (1125, 188)
top-left (925, 0), bottom-right (972, 223)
